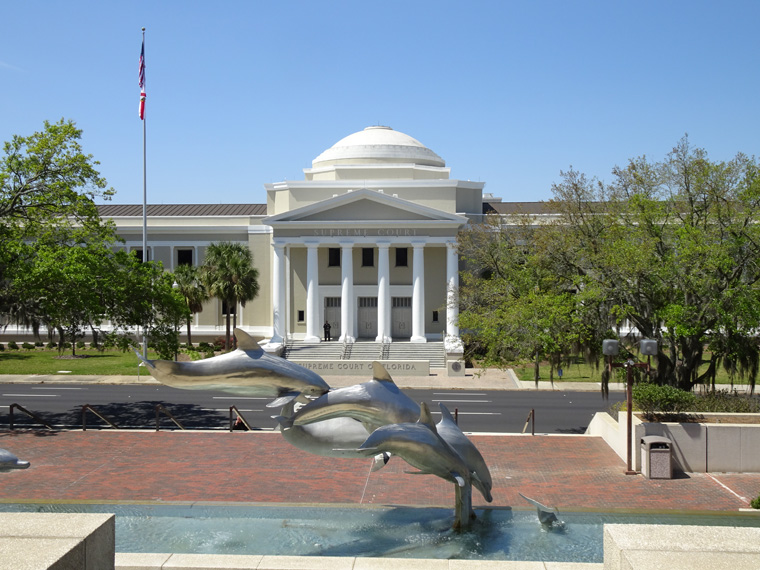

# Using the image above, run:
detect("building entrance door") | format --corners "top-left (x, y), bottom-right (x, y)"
top-left (324, 297), bottom-right (341, 340)
top-left (357, 297), bottom-right (378, 339)
top-left (391, 297), bottom-right (412, 339)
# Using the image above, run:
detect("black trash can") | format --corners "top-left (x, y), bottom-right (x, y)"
top-left (640, 435), bottom-right (673, 479)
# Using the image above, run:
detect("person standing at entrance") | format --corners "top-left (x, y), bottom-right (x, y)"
top-left (323, 320), bottom-right (332, 341)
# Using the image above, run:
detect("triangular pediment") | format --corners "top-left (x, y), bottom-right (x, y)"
top-left (264, 189), bottom-right (466, 226)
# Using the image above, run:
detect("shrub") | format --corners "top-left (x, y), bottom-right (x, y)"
top-left (46, 342), bottom-right (56, 350)
top-left (693, 390), bottom-right (760, 414)
top-left (751, 495), bottom-right (760, 509)
top-left (34, 341), bottom-right (44, 347)
top-left (0, 343), bottom-right (4, 351)
top-left (22, 342), bottom-right (36, 350)
top-left (76, 340), bottom-right (86, 349)
top-left (213, 336), bottom-right (228, 352)
top-left (7, 341), bottom-right (19, 350)
top-left (633, 382), bottom-right (697, 419)
top-left (198, 341), bottom-right (212, 351)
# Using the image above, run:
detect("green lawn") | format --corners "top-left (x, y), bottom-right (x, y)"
top-left (0, 348), bottom-right (160, 375)
top-left (513, 360), bottom-right (751, 386)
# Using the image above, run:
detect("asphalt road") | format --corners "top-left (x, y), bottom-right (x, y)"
top-left (0, 383), bottom-right (622, 434)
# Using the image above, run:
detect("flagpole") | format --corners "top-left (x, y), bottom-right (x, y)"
top-left (141, 27), bottom-right (148, 359)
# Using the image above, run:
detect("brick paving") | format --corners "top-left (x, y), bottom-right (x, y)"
top-left (1, 430), bottom-right (759, 513)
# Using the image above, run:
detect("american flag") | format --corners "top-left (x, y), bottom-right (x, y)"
top-left (138, 39), bottom-right (146, 120)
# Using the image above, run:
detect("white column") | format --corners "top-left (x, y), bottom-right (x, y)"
top-left (445, 240), bottom-right (463, 352)
top-left (270, 240), bottom-right (287, 344)
top-left (411, 241), bottom-right (426, 343)
top-left (304, 242), bottom-right (320, 342)
top-left (339, 241), bottom-right (355, 343)
top-left (376, 242), bottom-right (391, 343)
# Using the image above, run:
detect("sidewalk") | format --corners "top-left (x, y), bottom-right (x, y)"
top-left (1, 430), bottom-right (757, 513)
top-left (0, 368), bottom-right (623, 391)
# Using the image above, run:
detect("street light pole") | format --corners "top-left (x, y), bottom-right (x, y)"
top-left (603, 339), bottom-right (657, 475)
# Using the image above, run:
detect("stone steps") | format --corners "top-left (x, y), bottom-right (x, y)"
top-left (284, 340), bottom-right (446, 369)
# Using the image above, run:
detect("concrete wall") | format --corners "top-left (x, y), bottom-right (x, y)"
top-left (587, 412), bottom-right (760, 473)
top-left (0, 512), bottom-right (114, 570)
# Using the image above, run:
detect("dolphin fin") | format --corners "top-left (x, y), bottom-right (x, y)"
top-left (451, 472), bottom-right (465, 487)
top-left (417, 402), bottom-right (437, 432)
top-left (266, 392), bottom-right (300, 408)
top-left (372, 362), bottom-right (396, 383)
top-left (438, 402), bottom-right (455, 424)
top-left (235, 328), bottom-right (265, 351)
top-left (271, 415), bottom-right (293, 430)
top-left (371, 452), bottom-right (391, 472)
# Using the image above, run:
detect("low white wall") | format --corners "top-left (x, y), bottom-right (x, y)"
top-left (586, 411), bottom-right (760, 473)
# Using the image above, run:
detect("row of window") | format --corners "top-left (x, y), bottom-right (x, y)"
top-left (328, 247), bottom-right (408, 268)
top-left (135, 248), bottom-right (406, 269)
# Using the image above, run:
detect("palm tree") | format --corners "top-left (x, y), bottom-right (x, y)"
top-left (172, 264), bottom-right (209, 347)
top-left (201, 242), bottom-right (259, 350)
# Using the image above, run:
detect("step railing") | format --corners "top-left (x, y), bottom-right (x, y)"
top-left (9, 403), bottom-right (54, 430)
top-left (155, 404), bottom-right (185, 431)
top-left (81, 405), bottom-right (119, 431)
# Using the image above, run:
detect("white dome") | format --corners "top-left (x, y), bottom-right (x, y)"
top-left (312, 126), bottom-right (445, 168)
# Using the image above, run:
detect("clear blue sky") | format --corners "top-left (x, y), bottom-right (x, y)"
top-left (2, 1), bottom-right (758, 206)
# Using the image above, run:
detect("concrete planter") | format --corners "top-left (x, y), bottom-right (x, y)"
top-left (587, 411), bottom-right (760, 473)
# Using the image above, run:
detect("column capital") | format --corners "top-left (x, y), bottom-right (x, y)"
top-left (273, 238), bottom-right (288, 249)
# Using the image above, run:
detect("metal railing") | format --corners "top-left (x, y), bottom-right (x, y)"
top-left (9, 403), bottom-right (54, 430)
top-left (522, 408), bottom-right (535, 436)
top-left (229, 405), bottom-right (253, 432)
top-left (81, 405), bottom-right (119, 431)
top-left (155, 404), bottom-right (185, 431)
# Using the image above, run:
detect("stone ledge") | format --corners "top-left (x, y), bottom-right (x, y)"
top-left (0, 512), bottom-right (115, 570)
top-left (604, 524), bottom-right (760, 570)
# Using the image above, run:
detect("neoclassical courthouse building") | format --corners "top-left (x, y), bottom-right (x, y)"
top-left (99, 126), bottom-right (526, 371)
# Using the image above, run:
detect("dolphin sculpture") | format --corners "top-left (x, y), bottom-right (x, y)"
top-left (353, 402), bottom-right (476, 530)
top-left (136, 328), bottom-right (330, 406)
top-left (436, 403), bottom-right (493, 503)
top-left (519, 493), bottom-right (566, 529)
top-left (280, 362), bottom-right (420, 433)
top-left (272, 400), bottom-right (371, 458)
top-left (0, 448), bottom-right (30, 472)
top-left (355, 402), bottom-right (471, 489)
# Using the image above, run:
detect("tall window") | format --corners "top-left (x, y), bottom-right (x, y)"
top-left (362, 247), bottom-right (374, 267)
top-left (221, 301), bottom-right (235, 315)
top-left (328, 248), bottom-right (341, 267)
top-left (395, 247), bottom-right (408, 267)
top-left (177, 249), bottom-right (193, 266)
top-left (133, 248), bottom-right (150, 263)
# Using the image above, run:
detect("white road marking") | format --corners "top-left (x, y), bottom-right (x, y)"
top-left (212, 397), bottom-right (269, 400)
top-left (2, 394), bottom-right (59, 397)
top-left (31, 387), bottom-right (84, 390)
top-left (432, 399), bottom-right (490, 403)
top-left (432, 392), bottom-right (487, 396)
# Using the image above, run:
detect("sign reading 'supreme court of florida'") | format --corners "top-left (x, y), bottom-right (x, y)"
top-left (291, 360), bottom-right (430, 376)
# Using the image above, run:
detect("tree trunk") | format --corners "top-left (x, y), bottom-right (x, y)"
top-left (186, 318), bottom-right (193, 347)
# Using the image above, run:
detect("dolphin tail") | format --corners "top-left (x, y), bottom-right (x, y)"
top-left (134, 350), bottom-right (155, 369)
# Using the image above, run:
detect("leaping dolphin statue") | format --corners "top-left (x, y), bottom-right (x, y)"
top-left (272, 401), bottom-right (371, 458)
top-left (354, 402), bottom-right (472, 489)
top-left (0, 448), bottom-right (30, 472)
top-left (281, 362), bottom-right (420, 433)
top-left (136, 328), bottom-right (330, 406)
top-left (436, 403), bottom-right (493, 503)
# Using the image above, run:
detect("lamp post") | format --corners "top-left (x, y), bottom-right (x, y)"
top-left (603, 339), bottom-right (658, 475)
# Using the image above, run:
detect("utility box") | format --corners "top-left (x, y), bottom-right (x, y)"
top-left (641, 436), bottom-right (673, 479)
